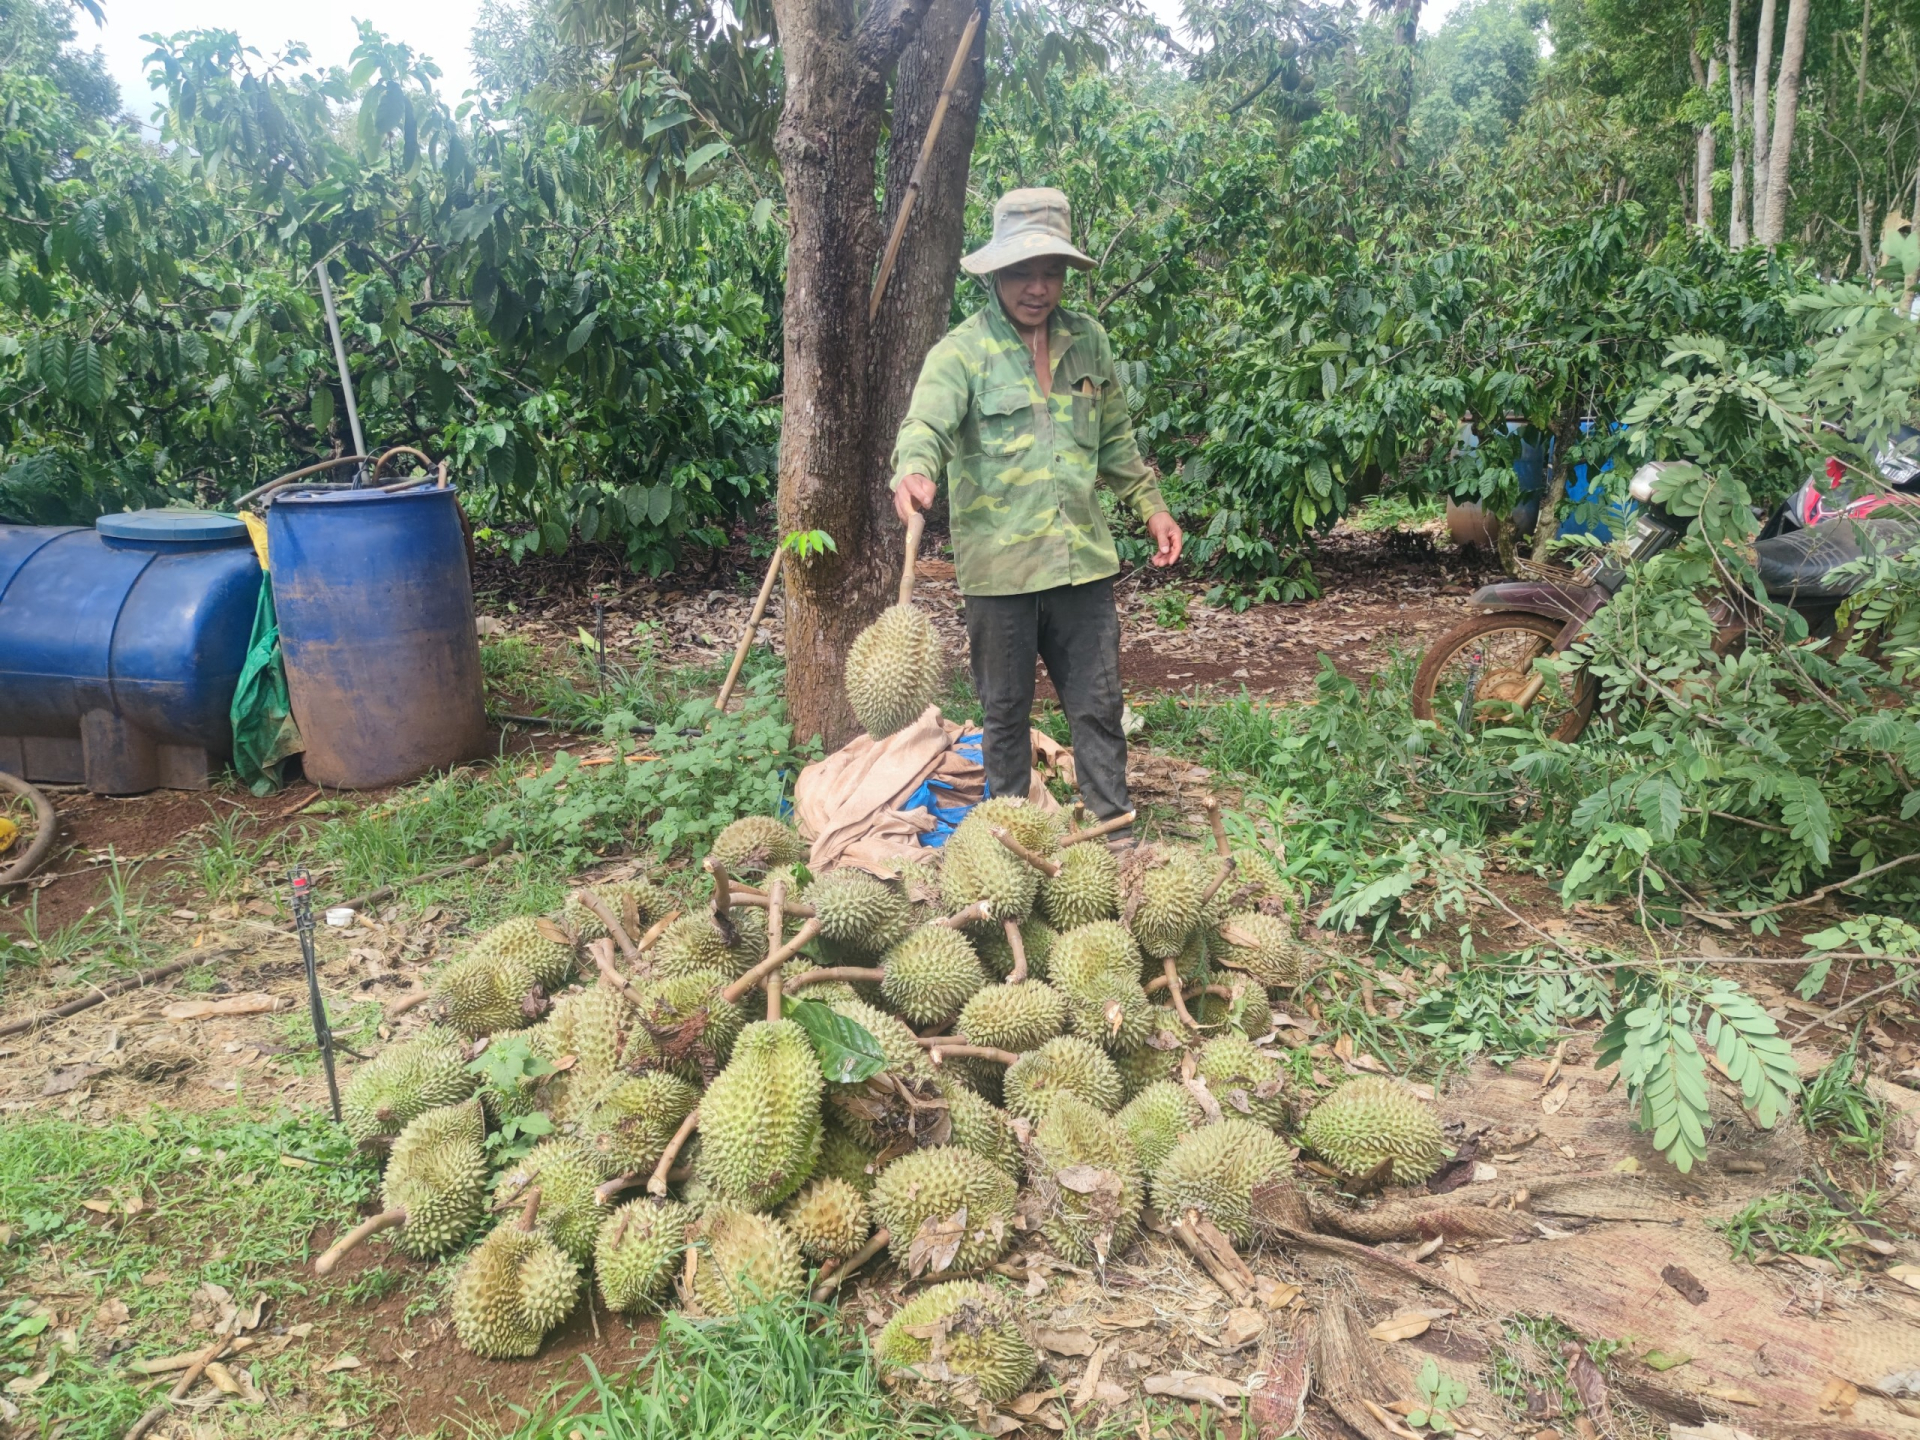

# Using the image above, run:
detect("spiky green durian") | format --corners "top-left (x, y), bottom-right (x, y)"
top-left (710, 815), bottom-right (808, 877)
top-left (562, 878), bottom-right (675, 945)
top-left (341, 1025), bottom-right (477, 1147)
top-left (685, 1207), bottom-right (806, 1315)
top-left (846, 604), bottom-right (944, 740)
top-left (805, 869), bottom-right (913, 956)
top-left (472, 915), bottom-right (576, 992)
top-left (451, 1215), bottom-right (581, 1358)
top-left (434, 952), bottom-right (545, 1038)
top-left (491, 1140), bottom-right (603, 1264)
top-left (959, 981), bottom-right (1067, 1054)
top-left (594, 1199), bottom-right (690, 1313)
top-left (577, 1072), bottom-right (702, 1181)
top-left (1302, 1076), bottom-right (1446, 1184)
top-left (817, 1120), bottom-right (879, 1195)
top-left (976, 916), bottom-right (1058, 982)
top-left (1214, 912), bottom-right (1315, 989)
top-left (940, 799), bottom-right (1058, 922)
top-left (1002, 1035), bottom-right (1124, 1121)
top-left (883, 852), bottom-right (947, 926)
top-left (380, 1098), bottom-right (487, 1258)
top-left (651, 908), bottom-right (768, 981)
top-left (823, 997), bottom-right (924, 1075)
top-left (630, 969), bottom-right (747, 1081)
top-left (870, 1146), bottom-right (1017, 1276)
top-left (780, 1177), bottom-right (870, 1261)
top-left (880, 925), bottom-right (988, 1027)
top-left (1114, 1033), bottom-right (1185, 1100)
top-left (1171, 926), bottom-right (1213, 985)
top-left (550, 983), bottom-right (648, 1079)
top-left (1116, 1081), bottom-right (1206, 1180)
top-left (1124, 848), bottom-right (1214, 961)
top-left (696, 1019), bottom-right (824, 1211)
top-left (1027, 1094), bottom-right (1143, 1266)
top-left (1194, 1035), bottom-right (1290, 1131)
top-left (1152, 1118), bottom-right (1296, 1245)
top-left (1041, 842), bottom-right (1121, 930)
top-left (875, 1281), bottom-right (1038, 1408)
top-left (938, 1078), bottom-right (1023, 1181)
top-left (1058, 972), bottom-right (1156, 1055)
top-left (1047, 921), bottom-right (1142, 993)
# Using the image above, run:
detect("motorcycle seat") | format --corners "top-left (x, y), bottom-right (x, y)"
top-left (1752, 516), bottom-right (1920, 602)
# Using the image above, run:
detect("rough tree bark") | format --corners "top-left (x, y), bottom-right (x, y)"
top-left (769, 0), bottom-right (986, 749)
top-left (1759, 0), bottom-right (1811, 247)
top-left (1727, 0), bottom-right (1748, 247)
top-left (1749, 0), bottom-right (1778, 233)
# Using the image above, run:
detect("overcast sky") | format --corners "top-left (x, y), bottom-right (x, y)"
top-left (84, 0), bottom-right (1471, 125)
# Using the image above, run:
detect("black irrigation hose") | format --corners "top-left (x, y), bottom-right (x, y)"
top-left (489, 713), bottom-right (661, 737)
top-left (0, 771), bottom-right (58, 888)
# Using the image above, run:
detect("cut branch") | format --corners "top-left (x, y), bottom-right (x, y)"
top-left (1060, 810), bottom-right (1136, 847)
top-left (785, 965), bottom-right (886, 992)
top-left (1003, 919), bottom-right (1029, 984)
top-left (926, 1042), bottom-right (1018, 1066)
top-left (648, 1110), bottom-right (700, 1197)
top-left (812, 1226), bottom-right (891, 1300)
top-left (1164, 956), bottom-right (1202, 1031)
top-left (991, 826), bottom-right (1060, 878)
top-left (315, 1208), bottom-right (406, 1275)
top-left (933, 900), bottom-right (993, 928)
top-left (572, 889), bottom-right (637, 962)
top-left (719, 917), bottom-right (824, 1004)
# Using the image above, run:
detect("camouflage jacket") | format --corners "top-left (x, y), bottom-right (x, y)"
top-left (890, 300), bottom-right (1167, 597)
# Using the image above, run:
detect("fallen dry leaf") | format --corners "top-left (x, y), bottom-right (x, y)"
top-left (1670, 1426), bottom-right (1761, 1440)
top-left (1819, 1376), bottom-right (1858, 1416)
top-left (1885, 1263), bottom-right (1920, 1292)
top-left (1360, 1397), bottom-right (1423, 1439)
top-left (94, 1299), bottom-right (129, 1328)
top-left (1368, 1307), bottom-right (1450, 1343)
top-left (203, 1361), bottom-right (244, 1396)
top-left (1660, 1264), bottom-right (1709, 1306)
top-left (1254, 1276), bottom-right (1301, 1310)
top-left (1612, 1156), bottom-right (1641, 1173)
top-left (1073, 1343), bottom-right (1111, 1408)
top-left (1222, 1307), bottom-right (1265, 1349)
top-left (1699, 1385), bottom-right (1762, 1406)
top-left (163, 994), bottom-right (287, 1021)
top-left (1008, 1388), bottom-right (1066, 1416)
top-left (319, 1353), bottom-right (361, 1374)
top-left (1541, 1079), bottom-right (1571, 1115)
top-left (1038, 1328), bottom-right (1097, 1357)
top-left (1098, 1299), bottom-right (1155, 1328)
top-left (1143, 1371), bottom-right (1243, 1412)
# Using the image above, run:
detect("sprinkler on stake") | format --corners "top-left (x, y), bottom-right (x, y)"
top-left (290, 866), bottom-right (343, 1122)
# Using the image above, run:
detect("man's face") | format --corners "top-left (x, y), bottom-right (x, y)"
top-left (996, 256), bottom-right (1068, 329)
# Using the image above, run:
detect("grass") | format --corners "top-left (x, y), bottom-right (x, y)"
top-left (0, 1105), bottom-right (381, 1439)
top-left (1715, 1180), bottom-right (1894, 1265)
top-left (1345, 491), bottom-right (1446, 532)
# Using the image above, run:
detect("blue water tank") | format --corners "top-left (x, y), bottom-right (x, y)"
top-left (0, 512), bottom-right (262, 793)
top-left (266, 484), bottom-right (487, 789)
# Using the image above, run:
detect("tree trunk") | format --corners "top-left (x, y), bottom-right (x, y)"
top-left (1750, 0), bottom-right (1778, 233)
top-left (1727, 0), bottom-right (1748, 247)
top-left (1530, 407), bottom-right (1583, 565)
top-left (770, 0), bottom-right (983, 751)
top-left (1691, 47), bottom-right (1720, 235)
top-left (1759, 0), bottom-right (1811, 246)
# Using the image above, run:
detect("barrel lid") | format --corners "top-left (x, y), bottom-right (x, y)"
top-left (275, 484), bottom-right (452, 505)
top-left (96, 509), bottom-right (248, 543)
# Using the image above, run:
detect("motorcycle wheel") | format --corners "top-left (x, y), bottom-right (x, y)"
top-left (1411, 612), bottom-right (1597, 741)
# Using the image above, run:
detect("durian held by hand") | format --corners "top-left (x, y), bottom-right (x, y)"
top-left (846, 603), bottom-right (943, 740)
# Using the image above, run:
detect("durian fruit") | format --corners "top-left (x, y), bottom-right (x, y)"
top-left (341, 1025), bottom-right (477, 1147)
top-left (709, 815), bottom-right (807, 878)
top-left (846, 604), bottom-right (944, 740)
top-left (685, 1207), bottom-right (806, 1316)
top-left (1058, 971), bottom-right (1156, 1055)
top-left (818, 998), bottom-right (936, 1153)
top-left (695, 1019), bottom-right (824, 1211)
top-left (1047, 921), bottom-right (1142, 993)
top-left (779, 1177), bottom-right (871, 1262)
top-left (976, 916), bottom-right (1057, 982)
top-left (1114, 1034), bottom-right (1185, 1101)
top-left (1152, 1118), bottom-right (1296, 1245)
top-left (472, 915), bottom-right (577, 993)
top-left (825, 997), bottom-right (925, 1075)
top-left (880, 924), bottom-right (988, 1027)
top-left (451, 1208), bottom-right (581, 1358)
top-left (1116, 1080), bottom-right (1206, 1179)
top-left (1040, 842), bottom-right (1121, 930)
top-left (1002, 1035), bottom-right (1124, 1121)
top-left (870, 1146), bottom-right (1018, 1275)
top-left (959, 981), bottom-right (1067, 1054)
top-left (562, 877), bottom-right (674, 945)
top-left (940, 799), bottom-right (1059, 921)
top-left (383, 1098), bottom-right (488, 1258)
top-left (551, 984), bottom-right (649, 1079)
top-left (652, 908), bottom-right (768, 981)
top-left (577, 1071), bottom-right (702, 1181)
top-left (595, 1198), bottom-right (690, 1313)
top-left (1125, 848), bottom-right (1214, 961)
top-left (1215, 912), bottom-right (1315, 989)
top-left (805, 869), bottom-right (913, 956)
top-left (884, 852), bottom-right (947, 926)
top-left (939, 1078), bottom-right (1023, 1181)
top-left (1194, 1035), bottom-right (1290, 1131)
top-left (434, 951), bottom-right (547, 1038)
top-left (630, 969), bottom-right (747, 1080)
top-left (491, 1139), bottom-right (603, 1264)
top-left (1302, 1076), bottom-right (1446, 1185)
top-left (817, 1119), bottom-right (880, 1195)
top-left (1027, 1094), bottom-right (1143, 1265)
top-left (875, 1281), bottom-right (1039, 1409)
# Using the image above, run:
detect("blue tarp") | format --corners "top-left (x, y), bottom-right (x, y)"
top-left (898, 731), bottom-right (984, 847)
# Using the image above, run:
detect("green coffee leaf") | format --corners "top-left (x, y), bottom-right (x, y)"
top-left (783, 995), bottom-right (887, 1084)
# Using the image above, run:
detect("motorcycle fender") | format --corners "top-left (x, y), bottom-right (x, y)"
top-left (1467, 580), bottom-right (1609, 625)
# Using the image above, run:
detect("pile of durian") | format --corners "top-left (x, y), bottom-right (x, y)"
top-left (320, 800), bottom-right (1447, 1411)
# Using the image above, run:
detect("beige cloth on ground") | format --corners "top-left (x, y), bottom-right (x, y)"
top-left (794, 705), bottom-right (1059, 872)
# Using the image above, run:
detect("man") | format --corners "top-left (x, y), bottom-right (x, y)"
top-left (891, 187), bottom-right (1182, 824)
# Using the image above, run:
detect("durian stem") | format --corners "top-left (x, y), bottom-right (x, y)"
top-left (704, 858), bottom-right (738, 948)
top-left (1071, 802), bottom-right (1088, 834)
top-left (718, 917), bottom-right (824, 1004)
top-left (812, 1226), bottom-right (891, 1301)
top-left (635, 909), bottom-right (679, 956)
top-left (1203, 796), bottom-right (1230, 858)
top-left (1002, 920), bottom-right (1029, 984)
top-left (1197, 856), bottom-right (1238, 909)
top-left (1059, 809), bottom-right (1136, 847)
top-left (314, 1207), bottom-right (406, 1275)
top-left (594, 1171), bottom-right (645, 1206)
top-left (785, 965), bottom-right (885, 991)
top-left (648, 1109), bottom-right (700, 1197)
top-left (589, 938), bottom-right (635, 994)
top-left (727, 887), bottom-right (818, 919)
top-left (899, 508), bottom-right (925, 606)
top-left (990, 826), bottom-right (1061, 878)
top-left (764, 876), bottom-right (785, 1024)
top-left (1170, 1209), bottom-right (1255, 1306)
top-left (926, 1043), bottom-right (1019, 1067)
top-left (1196, 984), bottom-right (1238, 1002)
top-left (933, 900), bottom-right (994, 929)
top-left (516, 1187), bottom-right (543, 1232)
top-left (573, 888), bottom-right (637, 961)
top-left (1163, 956), bottom-right (1202, 1031)
top-left (913, 1033), bottom-right (961, 1047)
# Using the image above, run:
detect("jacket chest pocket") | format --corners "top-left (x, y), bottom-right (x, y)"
top-left (976, 384), bottom-right (1035, 459)
top-left (1057, 359), bottom-right (1100, 452)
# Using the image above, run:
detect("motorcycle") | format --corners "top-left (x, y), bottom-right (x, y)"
top-left (1410, 460), bottom-right (1920, 741)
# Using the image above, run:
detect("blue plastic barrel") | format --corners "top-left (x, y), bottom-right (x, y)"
top-left (266, 484), bottom-right (488, 789)
top-left (0, 511), bottom-right (261, 793)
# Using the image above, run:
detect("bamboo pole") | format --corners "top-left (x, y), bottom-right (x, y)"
top-left (716, 547), bottom-right (784, 713)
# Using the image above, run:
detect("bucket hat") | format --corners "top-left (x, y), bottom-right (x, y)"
top-left (961, 187), bottom-right (1095, 276)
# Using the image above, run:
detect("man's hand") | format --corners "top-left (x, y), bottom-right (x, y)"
top-left (894, 473), bottom-right (936, 526)
top-left (1146, 511), bottom-right (1183, 568)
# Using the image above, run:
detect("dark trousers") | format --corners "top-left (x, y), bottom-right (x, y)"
top-left (964, 577), bottom-right (1129, 820)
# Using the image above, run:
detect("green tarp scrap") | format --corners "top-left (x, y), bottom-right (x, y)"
top-left (229, 574), bottom-right (304, 793)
